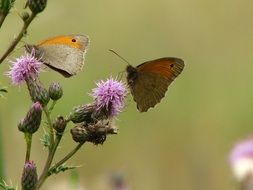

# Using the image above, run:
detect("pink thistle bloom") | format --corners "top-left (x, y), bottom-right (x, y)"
top-left (92, 77), bottom-right (128, 117)
top-left (7, 50), bottom-right (42, 85)
top-left (229, 137), bottom-right (253, 180)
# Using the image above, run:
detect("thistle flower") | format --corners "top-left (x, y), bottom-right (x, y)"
top-left (71, 125), bottom-right (89, 143)
top-left (91, 77), bottom-right (128, 117)
top-left (49, 82), bottom-right (63, 101)
top-left (111, 172), bottom-right (130, 190)
top-left (229, 137), bottom-right (253, 181)
top-left (71, 119), bottom-right (117, 145)
top-left (69, 103), bottom-right (97, 124)
top-left (18, 102), bottom-right (42, 134)
top-left (26, 76), bottom-right (50, 106)
top-left (7, 50), bottom-right (42, 85)
top-left (53, 116), bottom-right (67, 133)
top-left (21, 161), bottom-right (38, 190)
top-left (27, 0), bottom-right (47, 14)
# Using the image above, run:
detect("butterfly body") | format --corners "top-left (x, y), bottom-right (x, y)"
top-left (26, 34), bottom-right (89, 77)
top-left (126, 57), bottom-right (184, 112)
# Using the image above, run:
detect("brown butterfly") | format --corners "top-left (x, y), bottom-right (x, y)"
top-left (126, 57), bottom-right (184, 112)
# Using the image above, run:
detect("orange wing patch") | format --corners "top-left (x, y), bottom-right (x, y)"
top-left (38, 35), bottom-right (81, 49)
top-left (137, 57), bottom-right (184, 80)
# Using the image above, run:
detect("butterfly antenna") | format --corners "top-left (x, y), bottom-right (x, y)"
top-left (109, 49), bottom-right (130, 65)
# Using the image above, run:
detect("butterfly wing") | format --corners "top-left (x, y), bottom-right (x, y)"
top-left (127, 57), bottom-right (184, 112)
top-left (36, 34), bottom-right (89, 77)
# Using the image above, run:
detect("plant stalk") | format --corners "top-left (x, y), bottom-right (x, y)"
top-left (0, 12), bottom-right (7, 28)
top-left (48, 142), bottom-right (85, 175)
top-left (43, 106), bottom-right (54, 148)
top-left (36, 134), bottom-right (63, 189)
top-left (0, 12), bottom-right (36, 64)
top-left (24, 133), bottom-right (32, 163)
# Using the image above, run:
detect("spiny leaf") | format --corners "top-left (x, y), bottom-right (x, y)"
top-left (0, 86), bottom-right (7, 98)
top-left (0, 88), bottom-right (7, 93)
top-left (48, 164), bottom-right (78, 177)
top-left (0, 179), bottom-right (15, 190)
top-left (41, 133), bottom-right (50, 148)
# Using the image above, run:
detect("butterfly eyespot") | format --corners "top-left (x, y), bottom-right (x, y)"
top-left (170, 63), bottom-right (174, 68)
top-left (71, 39), bottom-right (77, 42)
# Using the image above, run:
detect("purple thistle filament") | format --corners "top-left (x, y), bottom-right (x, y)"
top-left (92, 77), bottom-right (128, 117)
top-left (7, 49), bottom-right (42, 85)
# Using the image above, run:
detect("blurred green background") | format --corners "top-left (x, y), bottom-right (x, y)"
top-left (1, 0), bottom-right (253, 189)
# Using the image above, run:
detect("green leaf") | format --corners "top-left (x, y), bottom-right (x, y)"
top-left (41, 133), bottom-right (50, 148)
top-left (0, 89), bottom-right (7, 93)
top-left (48, 164), bottom-right (78, 177)
top-left (0, 179), bottom-right (15, 190)
top-left (0, 86), bottom-right (7, 98)
top-left (0, 0), bottom-right (15, 13)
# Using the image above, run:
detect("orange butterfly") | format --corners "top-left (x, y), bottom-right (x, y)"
top-left (26, 34), bottom-right (90, 77)
top-left (126, 57), bottom-right (184, 112)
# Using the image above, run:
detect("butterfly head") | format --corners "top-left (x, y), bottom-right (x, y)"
top-left (126, 65), bottom-right (138, 86)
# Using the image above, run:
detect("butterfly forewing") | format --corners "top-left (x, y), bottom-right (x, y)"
top-left (27, 34), bottom-right (90, 77)
top-left (137, 57), bottom-right (184, 81)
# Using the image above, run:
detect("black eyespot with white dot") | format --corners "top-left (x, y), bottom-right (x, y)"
top-left (72, 39), bottom-right (76, 42)
top-left (170, 63), bottom-right (174, 68)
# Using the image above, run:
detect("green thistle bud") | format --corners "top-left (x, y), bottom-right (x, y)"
top-left (69, 103), bottom-right (97, 124)
top-left (21, 161), bottom-right (38, 190)
top-left (25, 76), bottom-right (50, 106)
top-left (0, 0), bottom-right (15, 14)
top-left (49, 82), bottom-right (63, 101)
top-left (71, 125), bottom-right (89, 143)
top-left (18, 102), bottom-right (42, 134)
top-left (53, 116), bottom-right (67, 133)
top-left (27, 0), bottom-right (47, 14)
top-left (21, 11), bottom-right (30, 22)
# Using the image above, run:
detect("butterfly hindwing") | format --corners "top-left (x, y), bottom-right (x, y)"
top-left (130, 72), bottom-right (171, 112)
top-left (37, 44), bottom-right (84, 76)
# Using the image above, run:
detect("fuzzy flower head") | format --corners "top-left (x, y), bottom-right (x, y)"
top-left (229, 137), bottom-right (253, 181)
top-left (7, 50), bottom-right (42, 85)
top-left (91, 77), bottom-right (128, 117)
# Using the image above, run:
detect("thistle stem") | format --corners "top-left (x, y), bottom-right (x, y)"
top-left (48, 100), bottom-right (57, 113)
top-left (24, 133), bottom-right (32, 163)
top-left (0, 120), bottom-right (5, 178)
top-left (0, 12), bottom-right (36, 64)
top-left (36, 134), bottom-right (63, 189)
top-left (48, 142), bottom-right (85, 175)
top-left (0, 12), bottom-right (8, 29)
top-left (43, 106), bottom-right (54, 148)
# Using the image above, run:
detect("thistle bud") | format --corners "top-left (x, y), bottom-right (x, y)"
top-left (53, 116), bottom-right (67, 133)
top-left (18, 102), bottom-right (42, 134)
top-left (21, 161), bottom-right (38, 190)
top-left (69, 103), bottom-right (96, 124)
top-left (27, 0), bottom-right (47, 14)
top-left (21, 11), bottom-right (30, 22)
top-left (26, 76), bottom-right (50, 106)
top-left (49, 82), bottom-right (63, 101)
top-left (71, 125), bottom-right (89, 143)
